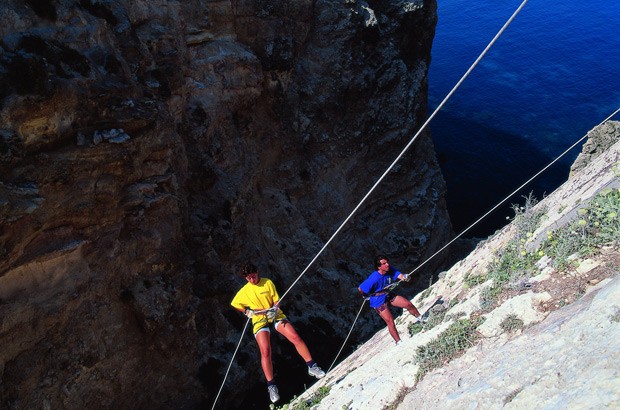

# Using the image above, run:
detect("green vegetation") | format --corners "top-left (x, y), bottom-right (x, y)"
top-left (464, 271), bottom-right (488, 288)
top-left (499, 314), bottom-right (525, 333)
top-left (480, 194), bottom-right (544, 309)
top-left (276, 386), bottom-right (331, 410)
top-left (492, 195), bottom-right (544, 282)
top-left (424, 308), bottom-right (447, 330)
top-left (480, 189), bottom-right (620, 309)
top-left (480, 281), bottom-right (504, 311)
top-left (415, 317), bottom-right (483, 381)
top-left (541, 188), bottom-right (620, 269)
top-left (408, 321), bottom-right (423, 336)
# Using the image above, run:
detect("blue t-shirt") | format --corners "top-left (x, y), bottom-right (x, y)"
top-left (359, 268), bottom-right (401, 308)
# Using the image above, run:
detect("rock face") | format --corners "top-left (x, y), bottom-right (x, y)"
top-left (0, 0), bottom-right (448, 408)
top-left (294, 122), bottom-right (620, 409)
top-left (570, 120), bottom-right (620, 176)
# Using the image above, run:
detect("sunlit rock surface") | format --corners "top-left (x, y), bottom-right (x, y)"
top-left (294, 122), bottom-right (620, 410)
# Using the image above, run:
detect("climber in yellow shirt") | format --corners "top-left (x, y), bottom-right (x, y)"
top-left (231, 262), bottom-right (325, 404)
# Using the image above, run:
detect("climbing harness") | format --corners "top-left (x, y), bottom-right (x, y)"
top-left (365, 278), bottom-right (402, 299)
top-left (248, 305), bottom-right (280, 324)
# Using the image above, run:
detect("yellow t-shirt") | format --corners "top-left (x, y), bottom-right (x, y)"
top-left (231, 277), bottom-right (287, 333)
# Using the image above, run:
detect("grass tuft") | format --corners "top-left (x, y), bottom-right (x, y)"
top-left (541, 188), bottom-right (620, 269)
top-left (499, 314), bottom-right (525, 333)
top-left (415, 317), bottom-right (483, 381)
top-left (481, 194), bottom-right (544, 309)
top-left (277, 386), bottom-right (331, 410)
top-left (408, 321), bottom-right (423, 336)
top-left (382, 384), bottom-right (413, 410)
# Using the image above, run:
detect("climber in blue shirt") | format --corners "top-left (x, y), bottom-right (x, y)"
top-left (358, 255), bottom-right (422, 344)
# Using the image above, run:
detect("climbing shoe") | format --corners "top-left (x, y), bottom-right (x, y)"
top-left (268, 385), bottom-right (280, 403)
top-left (308, 364), bottom-right (326, 379)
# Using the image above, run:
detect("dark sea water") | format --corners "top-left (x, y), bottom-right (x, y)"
top-left (428, 0), bottom-right (620, 237)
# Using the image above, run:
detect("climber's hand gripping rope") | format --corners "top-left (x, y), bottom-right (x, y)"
top-left (244, 304), bottom-right (279, 320)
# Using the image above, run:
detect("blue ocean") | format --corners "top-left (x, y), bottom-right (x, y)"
top-left (428, 0), bottom-right (620, 236)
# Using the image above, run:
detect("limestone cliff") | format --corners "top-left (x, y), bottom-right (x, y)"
top-left (0, 1), bottom-right (448, 408)
top-left (293, 121), bottom-right (620, 409)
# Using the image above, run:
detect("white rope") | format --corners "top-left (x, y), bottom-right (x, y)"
top-left (212, 1), bottom-right (532, 406)
top-left (327, 299), bottom-right (367, 373)
top-left (323, 110), bottom-right (620, 393)
top-left (279, 0), bottom-right (530, 302)
top-left (211, 318), bottom-right (250, 410)
top-left (408, 105), bottom-right (620, 276)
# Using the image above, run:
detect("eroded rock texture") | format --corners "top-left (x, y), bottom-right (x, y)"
top-left (0, 0), bottom-right (447, 408)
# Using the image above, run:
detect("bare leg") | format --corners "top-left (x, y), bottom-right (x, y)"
top-left (390, 295), bottom-right (421, 318)
top-left (255, 331), bottom-right (274, 381)
top-left (377, 306), bottom-right (400, 343)
top-left (276, 321), bottom-right (313, 362)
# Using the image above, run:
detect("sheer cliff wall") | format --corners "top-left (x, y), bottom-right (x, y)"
top-left (0, 0), bottom-right (447, 408)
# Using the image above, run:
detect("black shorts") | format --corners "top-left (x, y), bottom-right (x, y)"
top-left (374, 293), bottom-right (397, 313)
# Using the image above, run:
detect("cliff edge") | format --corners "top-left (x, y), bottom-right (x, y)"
top-left (291, 121), bottom-right (620, 409)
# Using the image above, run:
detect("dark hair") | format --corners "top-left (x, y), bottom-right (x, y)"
top-left (240, 262), bottom-right (258, 277)
top-left (374, 255), bottom-right (389, 269)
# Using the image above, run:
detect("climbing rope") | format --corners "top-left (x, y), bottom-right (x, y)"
top-left (316, 0), bottom-right (532, 374)
top-left (210, 318), bottom-right (250, 410)
top-left (326, 106), bottom-right (620, 375)
top-left (213, 0), bottom-right (534, 406)
top-left (367, 280), bottom-right (402, 297)
top-left (210, 305), bottom-right (281, 409)
top-left (407, 105), bottom-right (620, 277)
top-left (278, 0), bottom-right (530, 303)
top-left (327, 279), bottom-right (405, 372)
top-left (327, 299), bottom-right (367, 373)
